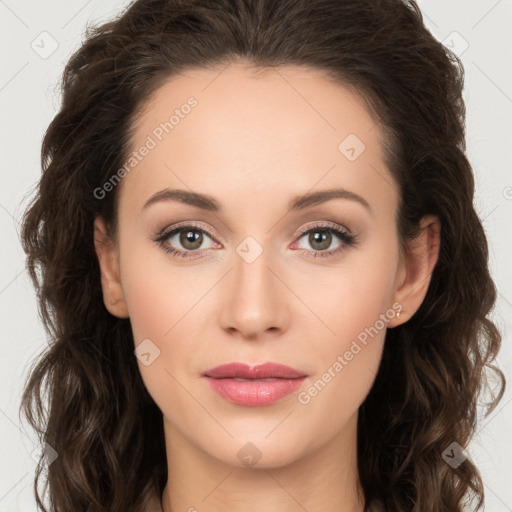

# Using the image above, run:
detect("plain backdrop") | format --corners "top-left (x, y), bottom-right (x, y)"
top-left (1, 0), bottom-right (511, 510)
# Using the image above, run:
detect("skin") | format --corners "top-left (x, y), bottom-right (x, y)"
top-left (94, 60), bottom-right (440, 512)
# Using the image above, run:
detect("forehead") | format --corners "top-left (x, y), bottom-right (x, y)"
top-left (120, 62), bottom-right (397, 216)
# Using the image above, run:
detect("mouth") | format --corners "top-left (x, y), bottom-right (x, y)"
top-left (202, 362), bottom-right (308, 406)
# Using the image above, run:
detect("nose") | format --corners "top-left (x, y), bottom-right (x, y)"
top-left (218, 249), bottom-right (290, 341)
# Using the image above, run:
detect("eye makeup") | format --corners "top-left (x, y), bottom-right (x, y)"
top-left (151, 220), bottom-right (359, 261)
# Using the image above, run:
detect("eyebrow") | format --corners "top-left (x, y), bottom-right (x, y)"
top-left (142, 187), bottom-right (372, 215)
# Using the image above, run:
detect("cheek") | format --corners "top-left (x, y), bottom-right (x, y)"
top-left (296, 300), bottom-right (388, 444)
top-left (119, 242), bottom-right (207, 402)
top-left (296, 239), bottom-right (398, 350)
top-left (123, 264), bottom-right (199, 421)
top-left (293, 240), bottom-right (397, 421)
top-left (119, 235), bottom-right (198, 343)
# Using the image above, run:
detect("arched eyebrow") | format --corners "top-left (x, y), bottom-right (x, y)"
top-left (141, 187), bottom-right (372, 216)
top-left (142, 188), bottom-right (222, 212)
top-left (288, 188), bottom-right (372, 216)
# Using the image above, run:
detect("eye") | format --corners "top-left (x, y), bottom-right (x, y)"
top-left (292, 222), bottom-right (358, 259)
top-left (153, 222), bottom-right (217, 258)
top-left (153, 221), bottom-right (358, 260)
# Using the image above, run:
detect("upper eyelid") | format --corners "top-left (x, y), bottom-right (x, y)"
top-left (162, 221), bottom-right (218, 241)
top-left (294, 221), bottom-right (352, 237)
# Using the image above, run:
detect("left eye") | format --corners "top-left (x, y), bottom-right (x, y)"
top-left (295, 227), bottom-right (350, 252)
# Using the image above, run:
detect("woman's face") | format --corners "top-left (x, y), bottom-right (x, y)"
top-left (95, 62), bottom-right (434, 469)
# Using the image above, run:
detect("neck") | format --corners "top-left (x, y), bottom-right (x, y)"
top-left (161, 412), bottom-right (365, 512)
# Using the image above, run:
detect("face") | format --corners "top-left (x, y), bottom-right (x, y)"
top-left (95, 62), bottom-right (437, 469)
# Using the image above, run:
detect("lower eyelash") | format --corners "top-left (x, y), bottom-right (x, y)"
top-left (295, 226), bottom-right (357, 259)
top-left (154, 224), bottom-right (358, 259)
top-left (161, 246), bottom-right (205, 258)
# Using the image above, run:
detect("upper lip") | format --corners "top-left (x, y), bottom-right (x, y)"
top-left (202, 362), bottom-right (307, 379)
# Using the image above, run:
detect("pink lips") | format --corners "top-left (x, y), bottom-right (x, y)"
top-left (202, 362), bottom-right (307, 407)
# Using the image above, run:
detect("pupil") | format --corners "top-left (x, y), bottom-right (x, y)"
top-left (181, 230), bottom-right (202, 249)
top-left (311, 230), bottom-right (330, 250)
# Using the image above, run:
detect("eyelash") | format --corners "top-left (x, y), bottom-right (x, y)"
top-left (153, 221), bottom-right (358, 260)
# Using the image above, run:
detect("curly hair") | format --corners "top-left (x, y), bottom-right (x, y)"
top-left (19, 0), bottom-right (505, 511)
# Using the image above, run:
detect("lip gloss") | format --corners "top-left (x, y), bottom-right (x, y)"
top-left (204, 376), bottom-right (306, 406)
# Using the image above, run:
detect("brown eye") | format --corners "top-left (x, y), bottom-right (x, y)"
top-left (178, 229), bottom-right (204, 251)
top-left (307, 230), bottom-right (332, 251)
top-left (155, 224), bottom-right (216, 257)
top-left (293, 223), bottom-right (358, 260)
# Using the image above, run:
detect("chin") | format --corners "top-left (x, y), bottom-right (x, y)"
top-left (200, 432), bottom-right (306, 470)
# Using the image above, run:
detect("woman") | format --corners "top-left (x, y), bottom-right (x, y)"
top-left (20, 0), bottom-right (505, 511)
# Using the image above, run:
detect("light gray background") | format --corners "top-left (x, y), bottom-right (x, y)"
top-left (1, 0), bottom-right (511, 510)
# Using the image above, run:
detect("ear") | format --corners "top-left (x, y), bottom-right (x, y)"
top-left (94, 216), bottom-right (129, 318)
top-left (388, 214), bottom-right (441, 327)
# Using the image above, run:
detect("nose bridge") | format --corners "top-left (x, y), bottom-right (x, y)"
top-left (219, 240), bottom-right (288, 337)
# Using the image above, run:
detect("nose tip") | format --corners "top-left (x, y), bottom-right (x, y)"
top-left (218, 255), bottom-right (289, 339)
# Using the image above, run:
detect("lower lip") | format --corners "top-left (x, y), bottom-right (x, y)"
top-left (204, 376), bottom-right (307, 406)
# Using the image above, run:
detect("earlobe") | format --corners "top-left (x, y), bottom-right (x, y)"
top-left (389, 214), bottom-right (441, 327)
top-left (93, 216), bottom-right (129, 318)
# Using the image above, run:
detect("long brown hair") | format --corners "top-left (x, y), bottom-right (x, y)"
top-left (19, 0), bottom-right (505, 511)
